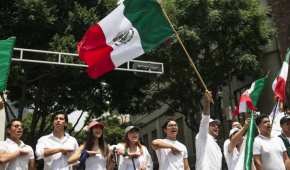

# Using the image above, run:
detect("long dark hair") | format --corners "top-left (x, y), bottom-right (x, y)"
top-left (84, 128), bottom-right (109, 157)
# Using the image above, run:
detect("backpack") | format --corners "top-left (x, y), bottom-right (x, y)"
top-left (278, 134), bottom-right (290, 157)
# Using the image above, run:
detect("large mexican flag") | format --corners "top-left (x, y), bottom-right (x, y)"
top-left (78, 0), bottom-right (173, 78)
top-left (0, 37), bottom-right (16, 92)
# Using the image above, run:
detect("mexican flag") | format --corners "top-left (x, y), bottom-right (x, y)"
top-left (78, 0), bottom-right (173, 78)
top-left (234, 77), bottom-right (266, 170)
top-left (272, 49), bottom-right (290, 102)
top-left (238, 77), bottom-right (267, 113)
top-left (0, 37), bottom-right (16, 92)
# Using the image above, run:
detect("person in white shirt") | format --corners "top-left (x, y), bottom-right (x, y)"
top-left (68, 119), bottom-right (112, 170)
top-left (253, 114), bottom-right (287, 170)
top-left (223, 121), bottom-right (242, 167)
top-left (0, 119), bottom-right (35, 170)
top-left (151, 119), bottom-right (190, 170)
top-left (224, 119), bottom-right (249, 170)
top-left (279, 115), bottom-right (290, 156)
top-left (36, 113), bottom-right (79, 170)
top-left (116, 126), bottom-right (153, 170)
top-left (278, 115), bottom-right (290, 170)
top-left (195, 91), bottom-right (222, 170)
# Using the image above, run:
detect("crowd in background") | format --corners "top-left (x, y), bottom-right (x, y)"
top-left (0, 91), bottom-right (290, 170)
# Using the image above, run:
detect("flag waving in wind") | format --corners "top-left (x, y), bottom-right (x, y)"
top-left (272, 49), bottom-right (290, 102)
top-left (78, 0), bottom-right (173, 78)
top-left (0, 37), bottom-right (16, 92)
top-left (238, 77), bottom-right (267, 114)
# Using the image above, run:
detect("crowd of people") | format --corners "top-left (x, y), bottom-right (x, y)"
top-left (0, 91), bottom-right (290, 170)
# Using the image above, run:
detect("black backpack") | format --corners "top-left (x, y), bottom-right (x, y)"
top-left (279, 134), bottom-right (290, 157)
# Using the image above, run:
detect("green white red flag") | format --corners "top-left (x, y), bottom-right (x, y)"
top-left (78, 0), bottom-right (173, 78)
top-left (237, 77), bottom-right (267, 114)
top-left (272, 49), bottom-right (290, 102)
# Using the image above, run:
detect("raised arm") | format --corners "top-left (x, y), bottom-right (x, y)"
top-left (197, 91), bottom-right (212, 140)
top-left (228, 118), bottom-right (249, 153)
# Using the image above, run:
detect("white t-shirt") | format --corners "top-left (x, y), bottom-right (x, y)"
top-left (225, 145), bottom-right (240, 170)
top-left (195, 114), bottom-right (222, 170)
top-left (253, 135), bottom-right (286, 170)
top-left (36, 133), bottom-right (79, 170)
top-left (117, 143), bottom-right (153, 170)
top-left (85, 153), bottom-right (106, 170)
top-left (155, 139), bottom-right (188, 170)
top-left (223, 139), bottom-right (230, 166)
top-left (0, 138), bottom-right (34, 170)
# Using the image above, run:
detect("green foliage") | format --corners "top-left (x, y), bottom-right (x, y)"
top-left (103, 115), bottom-right (125, 144)
top-left (70, 115), bottom-right (125, 145)
top-left (124, 0), bottom-right (274, 132)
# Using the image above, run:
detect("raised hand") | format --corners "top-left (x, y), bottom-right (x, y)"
top-left (244, 118), bottom-right (250, 129)
top-left (202, 90), bottom-right (213, 115)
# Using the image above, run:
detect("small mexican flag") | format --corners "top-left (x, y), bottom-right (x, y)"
top-left (272, 49), bottom-right (290, 102)
top-left (78, 0), bottom-right (173, 78)
top-left (238, 77), bottom-right (267, 114)
top-left (0, 37), bottom-right (16, 92)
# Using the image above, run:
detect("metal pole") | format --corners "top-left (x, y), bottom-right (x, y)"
top-left (0, 97), bottom-right (5, 141)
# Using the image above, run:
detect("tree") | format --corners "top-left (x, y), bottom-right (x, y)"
top-left (116, 0), bottom-right (274, 134)
top-left (1, 0), bottom-right (117, 146)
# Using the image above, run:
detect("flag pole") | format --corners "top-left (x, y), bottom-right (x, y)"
top-left (244, 110), bottom-right (255, 170)
top-left (270, 100), bottom-right (279, 130)
top-left (160, 4), bottom-right (208, 91)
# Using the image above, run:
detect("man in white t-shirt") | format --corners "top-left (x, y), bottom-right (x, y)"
top-left (36, 113), bottom-right (78, 170)
top-left (0, 119), bottom-right (35, 170)
top-left (223, 121), bottom-right (242, 167)
top-left (224, 119), bottom-right (249, 170)
top-left (253, 114), bottom-right (287, 170)
top-left (151, 119), bottom-right (190, 170)
top-left (195, 91), bottom-right (222, 170)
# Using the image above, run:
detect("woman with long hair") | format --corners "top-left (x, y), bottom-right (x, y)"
top-left (68, 120), bottom-right (112, 170)
top-left (116, 126), bottom-right (153, 170)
